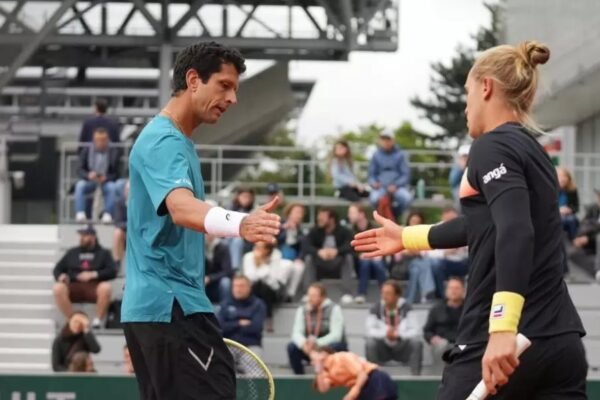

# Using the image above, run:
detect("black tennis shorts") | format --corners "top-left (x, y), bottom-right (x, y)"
top-left (437, 332), bottom-right (587, 400)
top-left (123, 300), bottom-right (236, 400)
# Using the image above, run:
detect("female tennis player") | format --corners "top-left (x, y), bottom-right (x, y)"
top-left (311, 348), bottom-right (397, 400)
top-left (353, 41), bottom-right (587, 399)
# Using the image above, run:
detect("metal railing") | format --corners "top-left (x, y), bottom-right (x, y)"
top-left (59, 142), bottom-right (456, 223)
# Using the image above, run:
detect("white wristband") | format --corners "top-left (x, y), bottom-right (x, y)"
top-left (204, 207), bottom-right (248, 238)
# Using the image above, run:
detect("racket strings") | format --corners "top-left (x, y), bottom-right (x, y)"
top-left (226, 343), bottom-right (271, 400)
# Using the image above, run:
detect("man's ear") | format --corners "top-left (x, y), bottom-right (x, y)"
top-left (185, 69), bottom-right (200, 92)
top-left (482, 77), bottom-right (494, 101)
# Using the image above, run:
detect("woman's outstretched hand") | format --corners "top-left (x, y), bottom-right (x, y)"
top-left (351, 211), bottom-right (405, 258)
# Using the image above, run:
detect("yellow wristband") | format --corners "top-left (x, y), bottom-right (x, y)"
top-left (401, 225), bottom-right (432, 251)
top-left (488, 291), bottom-right (525, 333)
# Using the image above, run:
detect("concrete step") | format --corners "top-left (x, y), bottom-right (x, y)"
top-left (0, 261), bottom-right (54, 276)
top-left (0, 318), bottom-right (55, 334)
top-left (0, 304), bottom-right (56, 319)
top-left (584, 338), bottom-right (600, 369)
top-left (567, 283), bottom-right (600, 309)
top-left (0, 362), bottom-right (51, 372)
top-left (0, 249), bottom-right (57, 263)
top-left (0, 275), bottom-right (53, 290)
top-left (0, 242), bottom-right (57, 250)
top-left (0, 332), bottom-right (53, 348)
top-left (0, 288), bottom-right (53, 304)
top-left (580, 310), bottom-right (600, 337)
top-left (0, 348), bottom-right (51, 364)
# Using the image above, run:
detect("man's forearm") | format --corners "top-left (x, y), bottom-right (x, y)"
top-left (166, 191), bottom-right (212, 232)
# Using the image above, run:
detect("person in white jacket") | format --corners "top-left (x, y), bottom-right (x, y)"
top-left (242, 241), bottom-right (290, 331)
top-left (365, 280), bottom-right (423, 375)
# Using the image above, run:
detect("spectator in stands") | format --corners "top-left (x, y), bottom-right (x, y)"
top-left (348, 203), bottom-right (387, 303)
top-left (449, 144), bottom-right (470, 205)
top-left (79, 98), bottom-right (121, 144)
top-left (365, 280), bottom-right (423, 376)
top-left (75, 127), bottom-right (121, 223)
top-left (278, 203), bottom-right (307, 301)
top-left (52, 225), bottom-right (117, 329)
top-left (52, 311), bottom-right (101, 372)
top-left (111, 179), bottom-right (128, 269)
top-left (123, 344), bottom-right (134, 374)
top-left (228, 187), bottom-right (255, 270)
top-left (311, 348), bottom-right (398, 400)
top-left (287, 283), bottom-right (347, 375)
top-left (571, 188), bottom-right (600, 281)
top-left (423, 277), bottom-right (465, 374)
top-left (68, 351), bottom-right (96, 373)
top-left (303, 207), bottom-right (355, 304)
top-left (279, 203), bottom-right (306, 260)
top-left (242, 242), bottom-right (287, 331)
top-left (403, 211), bottom-right (436, 303)
top-left (330, 140), bottom-right (368, 202)
top-left (217, 275), bottom-right (266, 355)
top-left (430, 207), bottom-right (469, 297)
top-left (266, 182), bottom-right (285, 212)
top-left (557, 167), bottom-right (580, 240)
top-left (368, 130), bottom-right (412, 219)
top-left (205, 233), bottom-right (232, 303)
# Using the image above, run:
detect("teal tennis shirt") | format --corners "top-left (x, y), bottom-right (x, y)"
top-left (121, 115), bottom-right (212, 322)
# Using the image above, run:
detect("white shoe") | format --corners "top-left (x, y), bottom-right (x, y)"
top-left (341, 294), bottom-right (354, 305)
top-left (75, 212), bottom-right (87, 222)
top-left (354, 295), bottom-right (366, 304)
top-left (101, 213), bottom-right (113, 224)
top-left (596, 270), bottom-right (600, 283)
top-left (92, 317), bottom-right (102, 329)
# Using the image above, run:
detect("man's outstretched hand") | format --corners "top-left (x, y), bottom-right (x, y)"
top-left (239, 196), bottom-right (281, 244)
top-left (351, 211), bottom-right (405, 258)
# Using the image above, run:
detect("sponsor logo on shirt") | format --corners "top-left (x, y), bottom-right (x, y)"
top-left (482, 163), bottom-right (507, 184)
top-left (175, 178), bottom-right (192, 186)
top-left (491, 304), bottom-right (505, 319)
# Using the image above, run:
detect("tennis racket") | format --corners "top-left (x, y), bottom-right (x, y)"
top-left (466, 333), bottom-right (531, 400)
top-left (223, 338), bottom-right (275, 400)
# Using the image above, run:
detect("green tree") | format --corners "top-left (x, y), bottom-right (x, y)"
top-left (410, 2), bottom-right (501, 139)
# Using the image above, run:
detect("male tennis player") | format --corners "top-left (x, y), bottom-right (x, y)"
top-left (121, 42), bottom-right (281, 400)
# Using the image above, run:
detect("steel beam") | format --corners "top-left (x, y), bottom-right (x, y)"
top-left (0, 0), bottom-right (78, 91)
top-left (171, 0), bottom-right (208, 34)
top-left (55, 1), bottom-right (102, 31)
top-left (338, 0), bottom-right (354, 51)
top-left (129, 0), bottom-right (162, 36)
top-left (0, 1), bottom-right (32, 33)
top-left (158, 42), bottom-right (172, 107)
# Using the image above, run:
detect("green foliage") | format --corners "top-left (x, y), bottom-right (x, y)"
top-left (410, 2), bottom-right (501, 139)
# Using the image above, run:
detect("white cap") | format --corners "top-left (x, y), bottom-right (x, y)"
top-left (379, 129), bottom-right (394, 139)
top-left (458, 144), bottom-right (471, 157)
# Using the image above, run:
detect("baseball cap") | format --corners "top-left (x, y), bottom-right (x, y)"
top-left (266, 183), bottom-right (281, 195)
top-left (379, 129), bottom-right (394, 139)
top-left (77, 224), bottom-right (97, 235)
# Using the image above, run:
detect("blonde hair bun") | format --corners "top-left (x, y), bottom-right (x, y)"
top-left (518, 41), bottom-right (550, 67)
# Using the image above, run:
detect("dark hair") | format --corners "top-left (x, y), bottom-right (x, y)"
top-left (95, 98), bottom-right (108, 114)
top-left (61, 311), bottom-right (89, 338)
top-left (308, 282), bottom-right (327, 297)
top-left (232, 187), bottom-right (255, 211)
top-left (331, 140), bottom-right (353, 169)
top-left (405, 210), bottom-right (425, 226)
top-left (318, 207), bottom-right (338, 223)
top-left (172, 42), bottom-right (246, 95)
top-left (447, 276), bottom-right (465, 287)
top-left (233, 273), bottom-right (251, 285)
top-left (442, 206), bottom-right (458, 215)
top-left (255, 241), bottom-right (275, 256)
top-left (283, 202), bottom-right (305, 219)
top-left (349, 202), bottom-right (368, 217)
top-left (382, 279), bottom-right (402, 296)
top-left (93, 127), bottom-right (109, 136)
top-left (68, 351), bottom-right (90, 372)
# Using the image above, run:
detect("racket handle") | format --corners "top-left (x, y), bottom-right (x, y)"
top-left (465, 333), bottom-right (531, 400)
